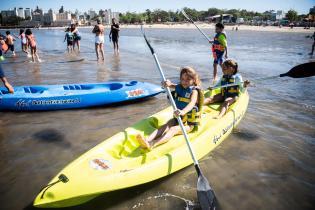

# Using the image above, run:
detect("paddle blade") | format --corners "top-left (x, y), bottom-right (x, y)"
top-left (197, 174), bottom-right (217, 210)
top-left (280, 62), bottom-right (315, 78)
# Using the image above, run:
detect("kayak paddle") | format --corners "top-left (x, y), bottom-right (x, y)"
top-left (280, 62), bottom-right (315, 78)
top-left (181, 9), bottom-right (212, 43)
top-left (141, 25), bottom-right (216, 210)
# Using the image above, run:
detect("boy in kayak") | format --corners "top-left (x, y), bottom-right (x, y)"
top-left (4, 31), bottom-right (16, 56)
top-left (0, 64), bottom-right (14, 93)
top-left (204, 59), bottom-right (249, 118)
top-left (137, 67), bottom-right (203, 149)
top-left (64, 27), bottom-right (74, 53)
top-left (209, 23), bottom-right (228, 83)
top-left (25, 29), bottom-right (41, 63)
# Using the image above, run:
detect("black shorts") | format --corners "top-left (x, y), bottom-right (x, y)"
top-left (7, 44), bottom-right (14, 52)
top-left (112, 36), bottom-right (119, 42)
top-left (67, 41), bottom-right (73, 46)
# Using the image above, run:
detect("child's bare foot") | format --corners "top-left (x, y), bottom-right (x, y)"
top-left (136, 134), bottom-right (151, 149)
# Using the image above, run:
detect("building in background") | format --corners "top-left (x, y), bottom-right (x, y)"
top-left (54, 11), bottom-right (71, 26)
top-left (272, 10), bottom-right (286, 21)
top-left (17, 7), bottom-right (25, 19)
top-left (88, 9), bottom-right (97, 19)
top-left (24, 8), bottom-right (32, 19)
top-left (32, 6), bottom-right (43, 22)
top-left (43, 9), bottom-right (56, 26)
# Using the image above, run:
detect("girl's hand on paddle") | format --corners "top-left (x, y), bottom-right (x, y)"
top-left (174, 109), bottom-right (184, 117)
top-left (209, 40), bottom-right (213, 44)
top-left (224, 54), bottom-right (228, 59)
top-left (244, 80), bottom-right (250, 87)
top-left (162, 80), bottom-right (172, 88)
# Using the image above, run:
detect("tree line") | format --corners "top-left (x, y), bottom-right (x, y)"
top-left (118, 7), bottom-right (307, 24)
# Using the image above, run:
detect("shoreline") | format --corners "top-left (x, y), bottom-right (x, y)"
top-left (1, 23), bottom-right (314, 33)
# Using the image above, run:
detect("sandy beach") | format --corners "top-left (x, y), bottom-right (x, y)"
top-left (31, 23), bottom-right (315, 33)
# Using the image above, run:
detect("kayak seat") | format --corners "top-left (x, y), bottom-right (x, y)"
top-left (24, 87), bottom-right (47, 94)
top-left (125, 81), bottom-right (138, 86)
top-left (109, 83), bottom-right (123, 91)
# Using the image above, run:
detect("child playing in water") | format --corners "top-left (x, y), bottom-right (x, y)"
top-left (0, 64), bottom-right (14, 93)
top-left (25, 29), bottom-right (41, 62)
top-left (64, 27), bottom-right (74, 53)
top-left (0, 36), bottom-right (8, 61)
top-left (5, 31), bottom-right (16, 56)
top-left (18, 29), bottom-right (29, 56)
top-left (137, 67), bottom-right (202, 150)
top-left (204, 59), bottom-right (250, 119)
top-left (209, 23), bottom-right (228, 83)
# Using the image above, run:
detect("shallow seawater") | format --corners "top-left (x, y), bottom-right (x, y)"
top-left (0, 27), bottom-right (314, 210)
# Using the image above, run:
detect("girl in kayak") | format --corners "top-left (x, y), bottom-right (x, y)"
top-left (137, 67), bottom-right (202, 150)
top-left (25, 29), bottom-right (41, 63)
top-left (64, 27), bottom-right (74, 53)
top-left (204, 59), bottom-right (250, 118)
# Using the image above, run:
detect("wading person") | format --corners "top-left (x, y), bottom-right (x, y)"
top-left (25, 29), bottom-right (41, 63)
top-left (309, 31), bottom-right (315, 56)
top-left (92, 19), bottom-right (105, 61)
top-left (209, 23), bottom-right (228, 84)
top-left (71, 23), bottom-right (81, 52)
top-left (109, 18), bottom-right (120, 54)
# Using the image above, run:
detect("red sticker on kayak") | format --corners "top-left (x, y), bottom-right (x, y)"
top-left (126, 89), bottom-right (145, 97)
top-left (90, 159), bottom-right (111, 171)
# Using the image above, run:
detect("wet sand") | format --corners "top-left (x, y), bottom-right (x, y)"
top-left (0, 28), bottom-right (314, 210)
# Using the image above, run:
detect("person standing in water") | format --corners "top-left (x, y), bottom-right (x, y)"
top-left (71, 23), bottom-right (81, 52)
top-left (64, 27), bottom-right (74, 53)
top-left (92, 19), bottom-right (105, 61)
top-left (4, 31), bottom-right (16, 56)
top-left (209, 23), bottom-right (228, 84)
top-left (0, 64), bottom-right (14, 93)
top-left (25, 29), bottom-right (41, 63)
top-left (18, 29), bottom-right (29, 56)
top-left (309, 31), bottom-right (315, 56)
top-left (109, 18), bottom-right (120, 54)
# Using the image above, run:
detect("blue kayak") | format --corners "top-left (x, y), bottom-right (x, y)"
top-left (0, 81), bottom-right (163, 111)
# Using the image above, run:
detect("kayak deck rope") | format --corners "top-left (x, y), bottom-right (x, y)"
top-left (40, 174), bottom-right (69, 199)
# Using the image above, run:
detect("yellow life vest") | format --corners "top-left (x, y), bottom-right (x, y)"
top-left (172, 86), bottom-right (204, 126)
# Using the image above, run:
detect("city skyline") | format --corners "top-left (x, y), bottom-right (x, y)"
top-left (1, 0), bottom-right (314, 14)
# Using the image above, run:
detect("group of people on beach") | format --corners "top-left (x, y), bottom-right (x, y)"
top-left (0, 28), bottom-right (41, 63)
top-left (64, 18), bottom-right (120, 60)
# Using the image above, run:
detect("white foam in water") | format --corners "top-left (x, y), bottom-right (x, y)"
top-left (132, 192), bottom-right (199, 209)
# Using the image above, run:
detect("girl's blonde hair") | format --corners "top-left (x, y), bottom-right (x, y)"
top-left (222, 59), bottom-right (238, 74)
top-left (180, 67), bottom-right (201, 87)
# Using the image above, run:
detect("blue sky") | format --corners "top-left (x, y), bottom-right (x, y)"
top-left (1, 0), bottom-right (314, 14)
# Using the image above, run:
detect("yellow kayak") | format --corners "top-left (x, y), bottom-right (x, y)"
top-left (33, 89), bottom-right (249, 208)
